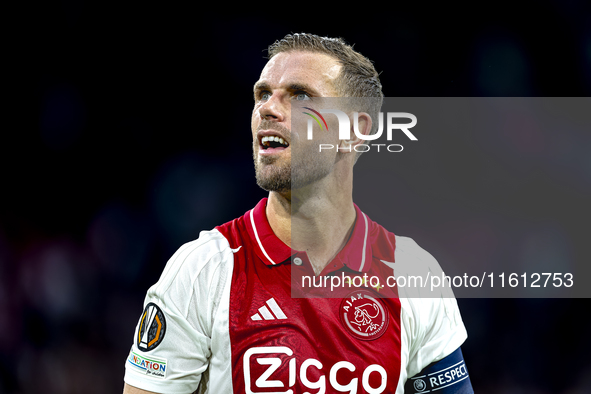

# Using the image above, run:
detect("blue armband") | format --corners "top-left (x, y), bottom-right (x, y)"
top-left (405, 347), bottom-right (473, 393)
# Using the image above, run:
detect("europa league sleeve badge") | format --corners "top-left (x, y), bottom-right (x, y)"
top-left (137, 302), bottom-right (167, 352)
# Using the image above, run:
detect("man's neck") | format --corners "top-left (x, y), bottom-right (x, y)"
top-left (266, 184), bottom-right (356, 275)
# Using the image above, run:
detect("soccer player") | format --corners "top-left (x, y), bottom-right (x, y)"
top-left (123, 33), bottom-right (473, 393)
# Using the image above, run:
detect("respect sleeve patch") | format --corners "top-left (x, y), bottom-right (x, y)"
top-left (405, 347), bottom-right (473, 393)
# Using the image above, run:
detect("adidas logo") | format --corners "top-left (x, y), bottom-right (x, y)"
top-left (251, 298), bottom-right (287, 321)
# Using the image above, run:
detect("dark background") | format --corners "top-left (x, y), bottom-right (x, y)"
top-left (3, 2), bottom-right (591, 393)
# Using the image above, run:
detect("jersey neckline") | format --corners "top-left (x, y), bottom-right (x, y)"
top-left (244, 198), bottom-right (374, 274)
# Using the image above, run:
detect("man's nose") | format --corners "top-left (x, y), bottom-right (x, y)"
top-left (259, 94), bottom-right (287, 122)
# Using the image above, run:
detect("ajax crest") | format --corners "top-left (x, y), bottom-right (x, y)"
top-left (339, 291), bottom-right (388, 340)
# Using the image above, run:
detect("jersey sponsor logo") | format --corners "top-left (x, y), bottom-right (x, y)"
top-left (127, 351), bottom-right (167, 379)
top-left (243, 346), bottom-right (388, 394)
top-left (137, 302), bottom-right (166, 352)
top-left (251, 297), bottom-right (288, 321)
top-left (339, 291), bottom-right (389, 341)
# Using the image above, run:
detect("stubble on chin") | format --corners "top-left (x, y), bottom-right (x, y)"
top-left (253, 120), bottom-right (294, 193)
top-left (254, 153), bottom-right (291, 193)
top-left (252, 123), bottom-right (335, 193)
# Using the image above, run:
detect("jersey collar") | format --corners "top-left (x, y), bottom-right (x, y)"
top-left (245, 198), bottom-right (374, 273)
top-left (244, 198), bottom-right (293, 266)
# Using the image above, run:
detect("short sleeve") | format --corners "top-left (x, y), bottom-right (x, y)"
top-left (403, 296), bottom-right (467, 377)
top-left (124, 230), bottom-right (233, 394)
top-left (394, 236), bottom-right (468, 379)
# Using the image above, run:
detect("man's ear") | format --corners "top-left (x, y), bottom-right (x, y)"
top-left (342, 112), bottom-right (372, 149)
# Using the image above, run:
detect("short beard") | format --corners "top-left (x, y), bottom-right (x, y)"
top-left (253, 120), bottom-right (335, 193)
top-left (254, 148), bottom-right (334, 194)
top-left (255, 155), bottom-right (291, 193)
top-left (254, 121), bottom-right (292, 193)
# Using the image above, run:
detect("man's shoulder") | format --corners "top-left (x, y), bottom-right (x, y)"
top-left (154, 229), bottom-right (235, 289)
top-left (394, 235), bottom-right (437, 264)
top-left (393, 235), bottom-right (457, 300)
top-left (392, 235), bottom-right (446, 279)
top-left (153, 203), bottom-right (259, 293)
top-left (173, 205), bottom-right (251, 264)
top-left (179, 228), bottom-right (235, 260)
top-left (366, 215), bottom-right (427, 255)
top-left (366, 217), bottom-right (430, 263)
top-left (214, 210), bottom-right (251, 249)
top-left (364, 214), bottom-right (453, 299)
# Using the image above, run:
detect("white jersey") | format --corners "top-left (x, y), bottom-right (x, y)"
top-left (124, 198), bottom-right (468, 393)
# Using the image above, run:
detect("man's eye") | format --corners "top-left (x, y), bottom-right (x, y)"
top-left (294, 92), bottom-right (310, 101)
top-left (260, 92), bottom-right (271, 101)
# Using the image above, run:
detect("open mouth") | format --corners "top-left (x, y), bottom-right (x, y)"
top-left (261, 135), bottom-right (289, 150)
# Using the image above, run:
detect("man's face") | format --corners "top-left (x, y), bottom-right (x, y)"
top-left (252, 51), bottom-right (342, 193)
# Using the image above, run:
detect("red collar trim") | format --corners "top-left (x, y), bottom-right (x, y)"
top-left (245, 198), bottom-right (373, 272)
